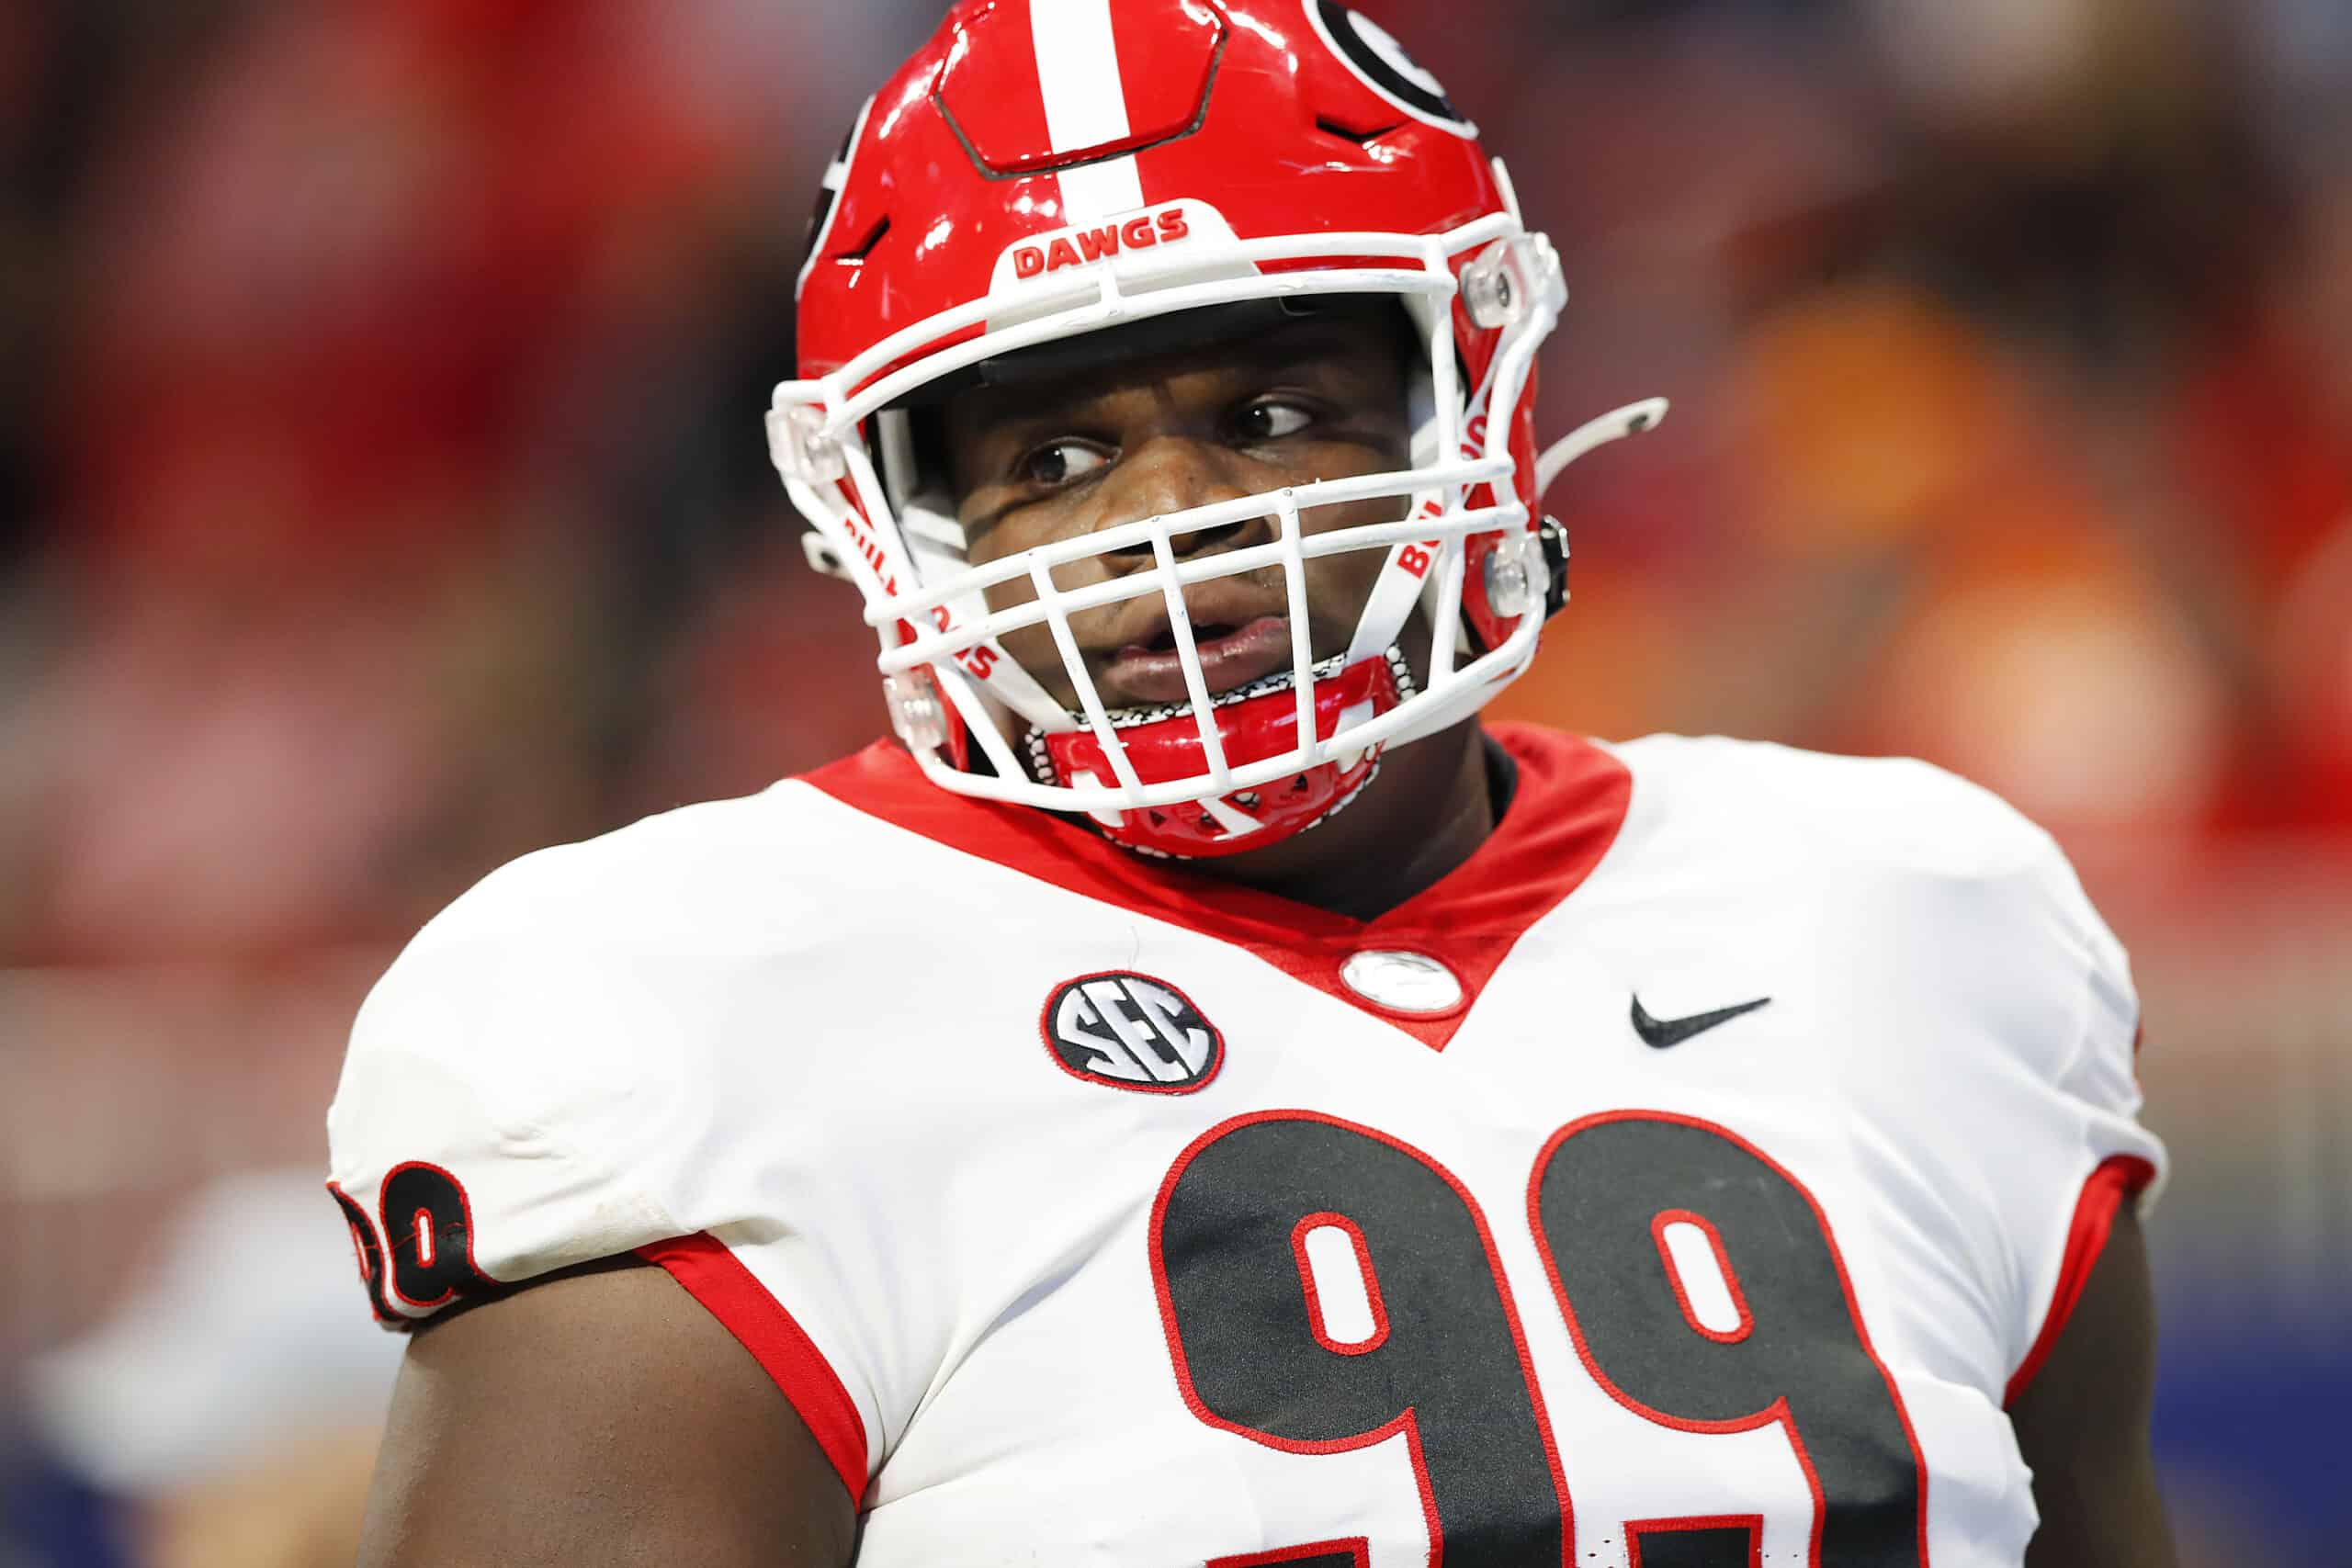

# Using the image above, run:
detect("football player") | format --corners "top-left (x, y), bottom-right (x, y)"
top-left (330, 4), bottom-right (2176, 1565)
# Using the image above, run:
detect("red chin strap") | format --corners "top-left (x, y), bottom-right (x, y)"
top-left (1040, 655), bottom-right (1406, 860)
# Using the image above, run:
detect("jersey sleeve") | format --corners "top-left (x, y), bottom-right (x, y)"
top-left (323, 822), bottom-right (910, 1499)
top-left (1749, 745), bottom-right (2173, 1411)
top-left (325, 883), bottom-right (676, 1317)
top-left (1984, 833), bottom-right (2165, 1407)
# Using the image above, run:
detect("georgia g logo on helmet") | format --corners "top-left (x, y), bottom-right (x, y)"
top-left (1306, 0), bottom-right (1476, 136)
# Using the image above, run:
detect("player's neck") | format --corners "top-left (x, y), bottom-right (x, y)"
top-left (1174, 718), bottom-right (1501, 921)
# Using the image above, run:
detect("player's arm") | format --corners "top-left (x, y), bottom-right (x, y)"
top-left (2009, 1204), bottom-right (2178, 1568)
top-left (357, 1258), bottom-right (856, 1568)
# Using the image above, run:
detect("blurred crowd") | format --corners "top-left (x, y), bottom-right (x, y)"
top-left (1, 1), bottom-right (2346, 1564)
top-left (4, 0), bottom-right (2349, 966)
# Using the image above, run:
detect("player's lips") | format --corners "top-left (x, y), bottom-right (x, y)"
top-left (1105, 615), bottom-right (1295, 705)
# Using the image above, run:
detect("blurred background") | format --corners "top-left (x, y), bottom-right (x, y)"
top-left (1, 0), bottom-right (2345, 1562)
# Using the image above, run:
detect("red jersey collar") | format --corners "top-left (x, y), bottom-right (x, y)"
top-left (802, 723), bottom-right (1633, 1050)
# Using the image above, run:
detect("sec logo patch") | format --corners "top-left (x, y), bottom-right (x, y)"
top-left (1042, 972), bottom-right (1225, 1094)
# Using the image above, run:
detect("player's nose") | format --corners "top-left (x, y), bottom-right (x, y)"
top-left (1086, 434), bottom-right (1275, 564)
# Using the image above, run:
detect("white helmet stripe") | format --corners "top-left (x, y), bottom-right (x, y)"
top-left (1029, 0), bottom-right (1146, 220)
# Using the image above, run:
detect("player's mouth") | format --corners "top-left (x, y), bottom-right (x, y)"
top-left (1103, 614), bottom-right (1295, 705)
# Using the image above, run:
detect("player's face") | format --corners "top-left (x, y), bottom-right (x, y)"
top-left (941, 306), bottom-right (1417, 712)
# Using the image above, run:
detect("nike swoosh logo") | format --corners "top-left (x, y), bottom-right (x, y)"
top-left (1631, 994), bottom-right (1772, 1049)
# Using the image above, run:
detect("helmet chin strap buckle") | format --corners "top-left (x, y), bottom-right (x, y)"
top-left (1461, 233), bottom-right (1567, 331)
top-left (883, 670), bottom-right (949, 751)
top-left (769, 404), bottom-right (847, 488)
top-left (1483, 528), bottom-right (1552, 620)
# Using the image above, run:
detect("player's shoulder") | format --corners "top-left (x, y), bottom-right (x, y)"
top-left (1602, 731), bottom-right (2057, 885)
top-left (331, 765), bottom-right (918, 1260)
top-left (394, 777), bottom-right (870, 961)
top-left (1595, 733), bottom-right (2130, 1066)
top-left (379, 742), bottom-right (983, 987)
top-left (343, 754), bottom-right (944, 1100)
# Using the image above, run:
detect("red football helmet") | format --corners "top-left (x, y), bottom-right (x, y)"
top-left (775, 0), bottom-right (1660, 858)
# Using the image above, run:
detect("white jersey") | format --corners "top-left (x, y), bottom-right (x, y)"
top-left (326, 726), bottom-right (2163, 1568)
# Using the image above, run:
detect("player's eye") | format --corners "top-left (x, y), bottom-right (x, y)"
top-left (1017, 439), bottom-right (1112, 490)
top-left (1231, 398), bottom-right (1317, 444)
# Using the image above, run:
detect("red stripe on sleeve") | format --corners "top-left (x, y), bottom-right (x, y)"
top-left (637, 1233), bottom-right (870, 1501)
top-left (2003, 1154), bottom-right (2158, 1408)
